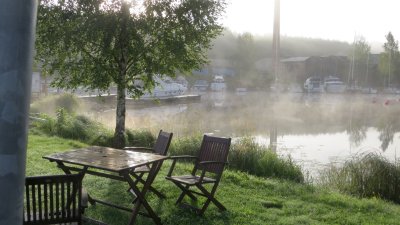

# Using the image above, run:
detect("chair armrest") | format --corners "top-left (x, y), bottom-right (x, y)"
top-left (198, 161), bottom-right (228, 183)
top-left (166, 155), bottom-right (198, 177)
top-left (199, 161), bottom-right (228, 166)
top-left (123, 147), bottom-right (154, 153)
top-left (169, 155), bottom-right (198, 160)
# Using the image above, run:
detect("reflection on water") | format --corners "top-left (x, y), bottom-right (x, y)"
top-left (84, 92), bottom-right (400, 173)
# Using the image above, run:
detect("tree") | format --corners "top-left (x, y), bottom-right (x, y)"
top-left (36, 0), bottom-right (226, 148)
top-left (349, 36), bottom-right (371, 87)
top-left (379, 32), bottom-right (400, 88)
top-left (230, 33), bottom-right (258, 88)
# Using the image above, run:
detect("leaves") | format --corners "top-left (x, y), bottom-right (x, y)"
top-left (36, 0), bottom-right (226, 97)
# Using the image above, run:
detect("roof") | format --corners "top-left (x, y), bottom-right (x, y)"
top-left (281, 57), bottom-right (310, 62)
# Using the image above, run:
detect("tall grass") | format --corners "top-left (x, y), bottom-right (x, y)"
top-left (30, 93), bottom-right (80, 114)
top-left (320, 152), bottom-right (400, 203)
top-left (229, 137), bottom-right (304, 183)
top-left (31, 109), bottom-right (154, 148)
top-left (170, 135), bottom-right (304, 183)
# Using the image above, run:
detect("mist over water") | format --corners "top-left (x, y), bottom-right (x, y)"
top-left (83, 92), bottom-right (400, 174)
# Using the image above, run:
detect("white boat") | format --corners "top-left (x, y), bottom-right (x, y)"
top-left (304, 77), bottom-right (324, 93)
top-left (191, 80), bottom-right (209, 91)
top-left (361, 87), bottom-right (378, 94)
top-left (139, 76), bottom-right (187, 99)
top-left (210, 75), bottom-right (226, 92)
top-left (324, 76), bottom-right (346, 93)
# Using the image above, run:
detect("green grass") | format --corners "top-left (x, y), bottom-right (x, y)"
top-left (27, 134), bottom-right (400, 225)
top-left (320, 152), bottom-right (400, 203)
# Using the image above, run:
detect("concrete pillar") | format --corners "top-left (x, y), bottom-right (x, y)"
top-left (0, 1), bottom-right (37, 224)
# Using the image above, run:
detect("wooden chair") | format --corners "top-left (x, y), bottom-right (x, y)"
top-left (124, 130), bottom-right (173, 199)
top-left (166, 135), bottom-right (231, 215)
top-left (24, 174), bottom-right (83, 225)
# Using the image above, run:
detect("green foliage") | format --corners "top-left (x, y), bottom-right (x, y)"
top-left (169, 135), bottom-right (203, 157)
top-left (126, 129), bottom-right (155, 148)
top-left (36, 0), bottom-right (226, 147)
top-left (32, 109), bottom-right (112, 145)
top-left (379, 32), bottom-right (400, 87)
top-left (229, 137), bottom-right (304, 183)
top-left (31, 110), bottom-right (156, 148)
top-left (30, 93), bottom-right (80, 115)
top-left (170, 135), bottom-right (303, 183)
top-left (320, 152), bottom-right (400, 203)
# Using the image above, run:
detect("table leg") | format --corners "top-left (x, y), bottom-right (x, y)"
top-left (122, 161), bottom-right (162, 225)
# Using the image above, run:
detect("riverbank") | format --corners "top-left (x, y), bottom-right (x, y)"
top-left (27, 134), bottom-right (400, 225)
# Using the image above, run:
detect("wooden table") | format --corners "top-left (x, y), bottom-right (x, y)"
top-left (43, 146), bottom-right (168, 225)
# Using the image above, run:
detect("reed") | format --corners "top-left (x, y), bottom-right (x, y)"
top-left (320, 152), bottom-right (400, 203)
top-left (229, 137), bottom-right (304, 183)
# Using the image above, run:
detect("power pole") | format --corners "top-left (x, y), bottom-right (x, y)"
top-left (0, 1), bottom-right (37, 224)
top-left (270, 0), bottom-right (280, 151)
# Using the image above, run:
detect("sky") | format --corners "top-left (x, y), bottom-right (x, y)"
top-left (222, 0), bottom-right (400, 45)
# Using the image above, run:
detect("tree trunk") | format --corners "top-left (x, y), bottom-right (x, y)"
top-left (114, 81), bottom-right (126, 148)
top-left (113, 2), bottom-right (130, 149)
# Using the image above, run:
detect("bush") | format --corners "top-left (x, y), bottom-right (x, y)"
top-left (126, 129), bottom-right (155, 148)
top-left (30, 93), bottom-right (80, 115)
top-left (320, 153), bottom-right (400, 203)
top-left (169, 135), bottom-right (203, 157)
top-left (230, 137), bottom-right (304, 183)
top-left (32, 109), bottom-right (112, 144)
top-left (31, 110), bottom-right (156, 148)
top-left (169, 135), bottom-right (304, 183)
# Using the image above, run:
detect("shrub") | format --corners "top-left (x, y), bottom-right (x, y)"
top-left (30, 93), bottom-right (80, 114)
top-left (320, 152), bottom-right (400, 203)
top-left (169, 135), bottom-right (203, 157)
top-left (230, 137), bottom-right (304, 183)
top-left (32, 109), bottom-right (111, 144)
top-left (126, 129), bottom-right (155, 148)
top-left (31, 110), bottom-right (157, 148)
top-left (169, 135), bottom-right (304, 183)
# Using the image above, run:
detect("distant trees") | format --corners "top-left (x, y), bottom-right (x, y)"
top-left (349, 37), bottom-right (371, 87)
top-left (379, 32), bottom-right (400, 88)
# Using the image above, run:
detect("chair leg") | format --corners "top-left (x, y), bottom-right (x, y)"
top-left (174, 183), bottom-right (197, 205)
top-left (196, 184), bottom-right (226, 212)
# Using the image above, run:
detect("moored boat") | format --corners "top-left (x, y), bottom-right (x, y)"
top-left (304, 76), bottom-right (324, 93)
top-left (324, 76), bottom-right (346, 93)
top-left (210, 75), bottom-right (226, 92)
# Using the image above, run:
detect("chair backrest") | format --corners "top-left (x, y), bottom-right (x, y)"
top-left (153, 130), bottom-right (173, 155)
top-left (197, 135), bottom-right (231, 174)
top-left (24, 174), bottom-right (83, 225)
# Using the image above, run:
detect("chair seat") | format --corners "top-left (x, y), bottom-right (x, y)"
top-left (166, 175), bottom-right (216, 185)
top-left (134, 165), bottom-right (150, 173)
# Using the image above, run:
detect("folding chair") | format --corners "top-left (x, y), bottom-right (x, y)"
top-left (166, 135), bottom-right (231, 215)
top-left (24, 174), bottom-right (84, 225)
top-left (124, 130), bottom-right (173, 200)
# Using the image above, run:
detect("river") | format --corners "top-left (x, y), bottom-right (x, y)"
top-left (85, 91), bottom-right (400, 175)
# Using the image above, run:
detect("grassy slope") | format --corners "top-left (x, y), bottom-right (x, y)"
top-left (27, 134), bottom-right (400, 225)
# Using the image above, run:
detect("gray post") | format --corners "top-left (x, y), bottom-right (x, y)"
top-left (0, 1), bottom-right (37, 224)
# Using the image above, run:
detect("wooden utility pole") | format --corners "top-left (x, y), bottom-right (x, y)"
top-left (272, 0), bottom-right (280, 84)
top-left (270, 0), bottom-right (280, 151)
top-left (0, 1), bottom-right (37, 224)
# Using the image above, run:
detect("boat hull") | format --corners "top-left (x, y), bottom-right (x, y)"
top-left (325, 84), bottom-right (346, 93)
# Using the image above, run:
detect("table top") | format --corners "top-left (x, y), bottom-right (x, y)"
top-left (43, 146), bottom-right (168, 173)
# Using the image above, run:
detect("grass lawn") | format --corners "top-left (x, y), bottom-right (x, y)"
top-left (27, 134), bottom-right (400, 225)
